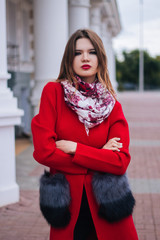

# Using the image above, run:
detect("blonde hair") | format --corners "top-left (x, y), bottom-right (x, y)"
top-left (57, 29), bottom-right (116, 98)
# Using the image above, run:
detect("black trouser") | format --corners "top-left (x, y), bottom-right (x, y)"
top-left (74, 188), bottom-right (96, 240)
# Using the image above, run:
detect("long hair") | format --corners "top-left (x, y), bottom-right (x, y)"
top-left (57, 29), bottom-right (116, 97)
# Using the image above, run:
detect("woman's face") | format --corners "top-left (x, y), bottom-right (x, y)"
top-left (73, 38), bottom-right (98, 83)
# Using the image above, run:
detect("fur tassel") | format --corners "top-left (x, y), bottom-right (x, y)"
top-left (92, 172), bottom-right (135, 223)
top-left (39, 171), bottom-right (71, 228)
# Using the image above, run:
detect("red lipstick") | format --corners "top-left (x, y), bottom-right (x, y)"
top-left (81, 64), bottom-right (91, 70)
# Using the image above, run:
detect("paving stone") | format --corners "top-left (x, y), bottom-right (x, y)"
top-left (129, 179), bottom-right (160, 193)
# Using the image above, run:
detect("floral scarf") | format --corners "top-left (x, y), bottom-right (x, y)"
top-left (61, 76), bottom-right (115, 135)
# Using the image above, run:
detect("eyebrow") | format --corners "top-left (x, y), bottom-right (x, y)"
top-left (75, 48), bottom-right (96, 51)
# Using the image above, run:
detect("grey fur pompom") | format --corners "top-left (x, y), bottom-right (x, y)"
top-left (40, 171), bottom-right (71, 228)
top-left (92, 172), bottom-right (135, 222)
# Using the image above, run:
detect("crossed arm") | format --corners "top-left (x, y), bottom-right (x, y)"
top-left (56, 137), bottom-right (123, 154)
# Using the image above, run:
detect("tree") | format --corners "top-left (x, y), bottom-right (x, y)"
top-left (116, 49), bottom-right (160, 90)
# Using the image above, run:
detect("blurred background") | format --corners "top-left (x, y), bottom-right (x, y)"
top-left (0, 1), bottom-right (160, 240)
top-left (3, 0), bottom-right (160, 138)
top-left (114, 0), bottom-right (160, 92)
top-left (2, 0), bottom-right (160, 137)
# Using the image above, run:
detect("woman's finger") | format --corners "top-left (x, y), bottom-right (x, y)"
top-left (111, 140), bottom-right (122, 147)
top-left (113, 142), bottom-right (123, 148)
top-left (102, 138), bottom-right (123, 150)
top-left (111, 147), bottom-right (120, 152)
top-left (111, 137), bottom-right (121, 141)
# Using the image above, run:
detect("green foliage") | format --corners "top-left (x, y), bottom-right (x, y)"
top-left (116, 49), bottom-right (160, 91)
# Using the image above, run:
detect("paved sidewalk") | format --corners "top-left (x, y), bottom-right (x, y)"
top-left (0, 91), bottom-right (160, 240)
top-left (118, 92), bottom-right (160, 240)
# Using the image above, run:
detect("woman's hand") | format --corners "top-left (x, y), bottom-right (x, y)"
top-left (102, 137), bottom-right (123, 152)
top-left (56, 140), bottom-right (77, 154)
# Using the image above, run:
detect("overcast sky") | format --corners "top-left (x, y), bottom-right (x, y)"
top-left (113, 0), bottom-right (160, 58)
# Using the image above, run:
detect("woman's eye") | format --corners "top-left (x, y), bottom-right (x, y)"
top-left (75, 52), bottom-right (81, 56)
top-left (90, 51), bottom-right (97, 55)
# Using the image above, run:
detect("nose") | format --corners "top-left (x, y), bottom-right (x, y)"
top-left (82, 52), bottom-right (89, 61)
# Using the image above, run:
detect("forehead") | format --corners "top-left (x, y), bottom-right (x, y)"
top-left (75, 38), bottom-right (94, 49)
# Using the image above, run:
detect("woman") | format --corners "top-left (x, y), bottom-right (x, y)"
top-left (31, 29), bottom-right (138, 240)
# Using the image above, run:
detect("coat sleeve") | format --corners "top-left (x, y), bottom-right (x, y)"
top-left (72, 102), bottom-right (131, 175)
top-left (31, 82), bottom-right (87, 174)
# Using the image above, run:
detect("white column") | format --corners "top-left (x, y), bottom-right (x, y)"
top-left (0, 0), bottom-right (23, 207)
top-left (90, 4), bottom-right (101, 36)
top-left (69, 0), bottom-right (90, 36)
top-left (101, 20), bottom-right (118, 90)
top-left (31, 0), bottom-right (68, 114)
top-left (111, 47), bottom-right (117, 90)
top-left (108, 41), bottom-right (117, 90)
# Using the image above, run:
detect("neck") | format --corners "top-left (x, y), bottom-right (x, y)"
top-left (81, 76), bottom-right (96, 84)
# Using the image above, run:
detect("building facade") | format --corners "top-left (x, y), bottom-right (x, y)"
top-left (0, 0), bottom-right (121, 206)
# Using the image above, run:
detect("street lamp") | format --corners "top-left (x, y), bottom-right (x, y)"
top-left (139, 0), bottom-right (144, 91)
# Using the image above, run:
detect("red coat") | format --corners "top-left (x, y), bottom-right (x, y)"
top-left (31, 82), bottom-right (138, 240)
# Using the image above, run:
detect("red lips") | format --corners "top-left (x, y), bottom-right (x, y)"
top-left (81, 64), bottom-right (91, 70)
